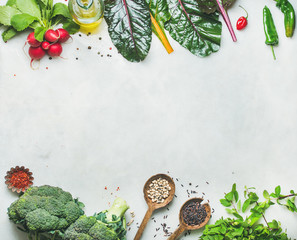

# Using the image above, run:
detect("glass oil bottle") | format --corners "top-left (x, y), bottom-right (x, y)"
top-left (68, 0), bottom-right (104, 32)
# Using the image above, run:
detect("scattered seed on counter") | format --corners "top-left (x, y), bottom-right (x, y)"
top-left (76, 48), bottom-right (79, 50)
top-left (147, 178), bottom-right (171, 203)
top-left (127, 219), bottom-right (134, 226)
top-left (79, 34), bottom-right (82, 37)
top-left (76, 58), bottom-right (78, 60)
top-left (49, 57), bottom-right (52, 60)
top-left (88, 46), bottom-right (92, 50)
top-left (99, 37), bottom-right (102, 40)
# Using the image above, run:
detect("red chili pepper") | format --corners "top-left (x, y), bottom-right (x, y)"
top-left (236, 6), bottom-right (248, 30)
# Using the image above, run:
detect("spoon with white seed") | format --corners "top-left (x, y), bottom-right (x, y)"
top-left (134, 173), bottom-right (175, 240)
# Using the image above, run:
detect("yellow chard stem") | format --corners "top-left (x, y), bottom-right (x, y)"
top-left (150, 13), bottom-right (174, 54)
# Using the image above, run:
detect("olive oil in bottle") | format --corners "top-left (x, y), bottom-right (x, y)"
top-left (68, 0), bottom-right (104, 32)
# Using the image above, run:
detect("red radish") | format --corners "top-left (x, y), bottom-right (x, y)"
top-left (44, 29), bottom-right (60, 43)
top-left (41, 41), bottom-right (51, 50)
top-left (26, 32), bottom-right (41, 47)
top-left (47, 43), bottom-right (63, 57)
top-left (28, 46), bottom-right (46, 69)
top-left (56, 28), bottom-right (71, 43)
top-left (29, 46), bottom-right (45, 60)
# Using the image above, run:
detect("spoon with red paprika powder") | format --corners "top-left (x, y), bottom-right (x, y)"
top-left (167, 198), bottom-right (211, 240)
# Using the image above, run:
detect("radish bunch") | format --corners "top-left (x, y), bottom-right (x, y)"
top-left (27, 28), bottom-right (71, 68)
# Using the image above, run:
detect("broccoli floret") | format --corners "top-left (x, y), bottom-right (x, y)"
top-left (7, 185), bottom-right (84, 240)
top-left (26, 209), bottom-right (60, 231)
top-left (64, 198), bottom-right (129, 240)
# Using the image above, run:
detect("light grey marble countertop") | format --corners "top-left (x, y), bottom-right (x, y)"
top-left (1, 0), bottom-right (297, 239)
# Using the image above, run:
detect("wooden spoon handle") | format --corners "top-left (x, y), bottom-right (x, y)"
top-left (167, 225), bottom-right (185, 240)
top-left (134, 207), bottom-right (154, 240)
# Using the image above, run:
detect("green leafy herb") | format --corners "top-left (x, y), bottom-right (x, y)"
top-left (200, 184), bottom-right (297, 239)
top-left (104, 0), bottom-right (152, 62)
top-left (164, 0), bottom-right (222, 57)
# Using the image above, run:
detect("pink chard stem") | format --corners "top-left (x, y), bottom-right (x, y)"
top-left (215, 0), bottom-right (237, 42)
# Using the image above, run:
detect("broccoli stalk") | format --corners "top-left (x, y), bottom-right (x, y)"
top-left (105, 198), bottom-right (129, 222)
top-left (64, 197), bottom-right (129, 240)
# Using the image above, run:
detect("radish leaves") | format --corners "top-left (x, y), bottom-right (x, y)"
top-left (0, 0), bottom-right (79, 42)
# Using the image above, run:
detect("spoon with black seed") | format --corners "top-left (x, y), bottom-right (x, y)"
top-left (167, 198), bottom-right (211, 240)
top-left (134, 173), bottom-right (175, 240)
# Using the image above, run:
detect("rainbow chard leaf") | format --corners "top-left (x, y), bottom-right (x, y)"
top-left (164, 0), bottom-right (222, 57)
top-left (104, 0), bottom-right (152, 62)
top-left (145, 0), bottom-right (174, 53)
top-left (197, 0), bottom-right (237, 42)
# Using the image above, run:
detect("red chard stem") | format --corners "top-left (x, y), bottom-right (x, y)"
top-left (215, 0), bottom-right (237, 42)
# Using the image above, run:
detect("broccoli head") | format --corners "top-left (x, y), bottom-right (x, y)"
top-left (64, 198), bottom-right (129, 240)
top-left (7, 185), bottom-right (84, 239)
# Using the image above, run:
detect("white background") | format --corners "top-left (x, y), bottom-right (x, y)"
top-left (1, 0), bottom-right (297, 239)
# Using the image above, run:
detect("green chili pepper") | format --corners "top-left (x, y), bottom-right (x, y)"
top-left (263, 6), bottom-right (279, 60)
top-left (274, 0), bottom-right (295, 37)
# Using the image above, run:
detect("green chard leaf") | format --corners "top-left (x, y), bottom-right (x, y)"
top-left (104, 0), bottom-right (152, 62)
top-left (11, 13), bottom-right (36, 31)
top-left (164, 0), bottom-right (222, 57)
top-left (145, 0), bottom-right (172, 51)
top-left (0, 6), bottom-right (21, 26)
top-left (16, 0), bottom-right (41, 19)
top-left (52, 3), bottom-right (72, 19)
top-left (2, 26), bottom-right (18, 41)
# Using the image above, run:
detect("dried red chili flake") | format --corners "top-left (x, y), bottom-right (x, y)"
top-left (5, 166), bottom-right (34, 193)
top-left (104, 186), bottom-right (108, 190)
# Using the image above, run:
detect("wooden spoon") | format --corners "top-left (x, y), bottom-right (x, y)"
top-left (134, 173), bottom-right (175, 240)
top-left (167, 198), bottom-right (211, 240)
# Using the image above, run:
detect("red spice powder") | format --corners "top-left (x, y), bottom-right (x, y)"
top-left (5, 166), bottom-right (34, 193)
top-left (10, 171), bottom-right (31, 189)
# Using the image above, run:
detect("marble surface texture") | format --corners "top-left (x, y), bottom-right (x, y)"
top-left (1, 0), bottom-right (297, 239)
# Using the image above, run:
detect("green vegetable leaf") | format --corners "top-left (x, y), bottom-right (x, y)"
top-left (16, 0), bottom-right (41, 19)
top-left (0, 6), bottom-right (21, 26)
top-left (2, 26), bottom-right (18, 41)
top-left (145, 0), bottom-right (172, 52)
top-left (34, 26), bottom-right (47, 42)
top-left (220, 199), bottom-right (232, 207)
top-left (242, 199), bottom-right (250, 213)
top-left (11, 13), bottom-right (36, 31)
top-left (62, 19), bottom-right (80, 34)
top-left (6, 0), bottom-right (17, 7)
top-left (52, 3), bottom-right (72, 19)
top-left (225, 192), bottom-right (234, 201)
top-left (164, 0), bottom-right (222, 57)
top-left (263, 190), bottom-right (270, 199)
top-left (104, 0), bottom-right (152, 62)
top-left (275, 186), bottom-right (281, 197)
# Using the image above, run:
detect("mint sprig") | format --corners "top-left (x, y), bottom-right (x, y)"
top-left (200, 184), bottom-right (297, 239)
